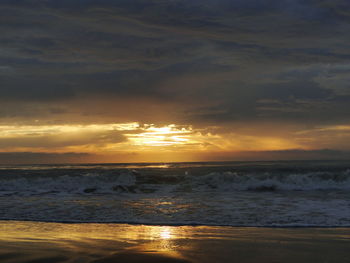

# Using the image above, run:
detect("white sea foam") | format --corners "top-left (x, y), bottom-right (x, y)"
top-left (1, 169), bottom-right (349, 195)
top-left (190, 170), bottom-right (350, 191)
top-left (1, 163), bottom-right (350, 226)
top-left (0, 172), bottom-right (137, 195)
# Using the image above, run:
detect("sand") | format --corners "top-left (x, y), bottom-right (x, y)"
top-left (0, 221), bottom-right (349, 263)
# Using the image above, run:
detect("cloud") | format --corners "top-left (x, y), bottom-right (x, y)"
top-left (1, 0), bottom-right (350, 162)
top-left (0, 125), bottom-right (126, 150)
top-left (0, 152), bottom-right (91, 164)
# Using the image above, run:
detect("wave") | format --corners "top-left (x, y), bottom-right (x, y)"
top-left (0, 172), bottom-right (137, 195)
top-left (1, 164), bottom-right (350, 227)
top-left (1, 169), bottom-right (350, 195)
top-left (193, 170), bottom-right (350, 191)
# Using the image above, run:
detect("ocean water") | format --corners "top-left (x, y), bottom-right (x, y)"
top-left (0, 161), bottom-right (349, 227)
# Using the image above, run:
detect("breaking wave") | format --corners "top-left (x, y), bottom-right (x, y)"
top-left (193, 170), bottom-right (350, 191)
top-left (1, 169), bottom-right (350, 196)
top-left (1, 162), bottom-right (350, 227)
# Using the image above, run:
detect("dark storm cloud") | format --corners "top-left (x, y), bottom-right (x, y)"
top-left (1, 0), bottom-right (350, 125)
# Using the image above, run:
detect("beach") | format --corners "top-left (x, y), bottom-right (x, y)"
top-left (1, 162), bottom-right (349, 262)
top-left (2, 0), bottom-right (350, 261)
top-left (0, 221), bottom-right (349, 263)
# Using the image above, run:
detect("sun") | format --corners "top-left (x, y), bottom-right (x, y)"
top-left (126, 124), bottom-right (194, 147)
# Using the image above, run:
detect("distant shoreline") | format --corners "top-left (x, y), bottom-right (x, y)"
top-left (1, 219), bottom-right (350, 228)
top-left (1, 159), bottom-right (350, 167)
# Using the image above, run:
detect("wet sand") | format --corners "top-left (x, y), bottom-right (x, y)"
top-left (0, 221), bottom-right (349, 263)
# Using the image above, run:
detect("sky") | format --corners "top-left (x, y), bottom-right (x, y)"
top-left (1, 0), bottom-right (350, 163)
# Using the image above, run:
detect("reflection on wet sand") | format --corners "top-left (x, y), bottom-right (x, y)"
top-left (0, 221), bottom-right (349, 263)
top-left (0, 222), bottom-right (192, 262)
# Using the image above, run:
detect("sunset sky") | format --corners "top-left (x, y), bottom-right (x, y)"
top-left (1, 0), bottom-right (350, 163)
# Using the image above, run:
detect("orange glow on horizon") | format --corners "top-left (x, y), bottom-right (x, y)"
top-left (1, 121), bottom-right (346, 163)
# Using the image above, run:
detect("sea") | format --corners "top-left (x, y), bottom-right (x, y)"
top-left (0, 160), bottom-right (349, 227)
